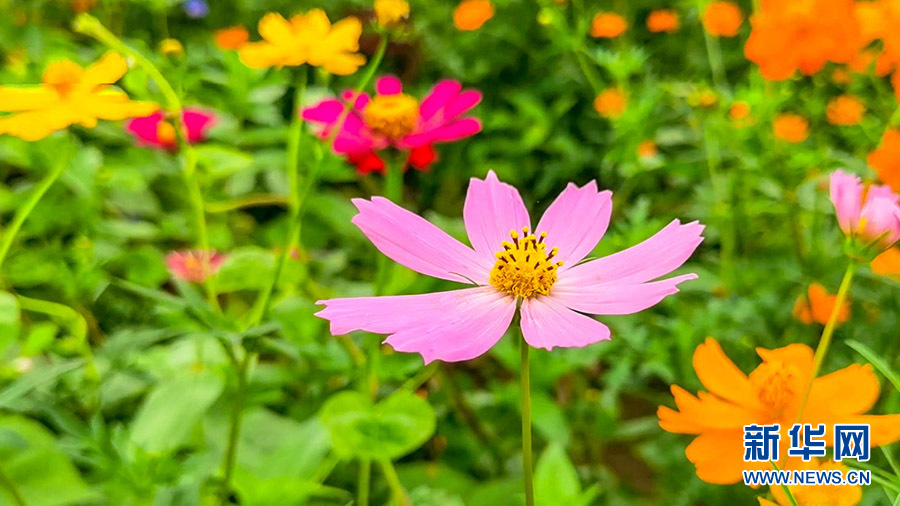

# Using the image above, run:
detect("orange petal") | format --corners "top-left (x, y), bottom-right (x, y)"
top-left (693, 338), bottom-right (760, 408)
top-left (808, 364), bottom-right (879, 415)
top-left (670, 385), bottom-right (759, 429)
top-left (756, 344), bottom-right (814, 385)
top-left (657, 405), bottom-right (704, 434)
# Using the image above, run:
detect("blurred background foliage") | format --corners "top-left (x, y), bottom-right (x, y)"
top-left (1, 0), bottom-right (900, 505)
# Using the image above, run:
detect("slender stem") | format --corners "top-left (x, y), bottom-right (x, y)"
top-left (251, 71), bottom-right (308, 323)
top-left (794, 262), bottom-right (857, 423)
top-left (0, 156), bottom-right (66, 275)
top-left (520, 336), bottom-right (534, 506)
top-left (703, 125), bottom-right (734, 286)
top-left (0, 463), bottom-right (26, 506)
top-left (358, 459), bottom-right (371, 506)
top-left (205, 194), bottom-right (289, 213)
top-left (74, 14), bottom-right (214, 303)
top-left (220, 353), bottom-right (251, 503)
top-left (379, 459), bottom-right (410, 506)
top-left (701, 15), bottom-right (728, 92)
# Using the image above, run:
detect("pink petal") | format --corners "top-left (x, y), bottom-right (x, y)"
top-left (125, 111), bottom-right (165, 146)
top-left (419, 80), bottom-right (463, 120)
top-left (830, 170), bottom-right (863, 234)
top-left (351, 197), bottom-right (491, 283)
top-left (375, 75), bottom-right (403, 95)
top-left (302, 99), bottom-right (345, 125)
top-left (535, 181), bottom-right (612, 270)
top-left (444, 90), bottom-right (482, 120)
top-left (463, 170), bottom-right (531, 263)
top-left (551, 273), bottom-right (698, 315)
top-left (383, 288), bottom-right (516, 363)
top-left (403, 118), bottom-right (482, 147)
top-left (558, 220), bottom-right (705, 286)
top-left (182, 108), bottom-right (216, 143)
top-left (860, 194), bottom-right (900, 246)
top-left (520, 296), bottom-right (611, 350)
top-left (316, 287), bottom-right (515, 363)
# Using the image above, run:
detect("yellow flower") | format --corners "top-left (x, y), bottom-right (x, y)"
top-left (0, 52), bottom-right (158, 141)
top-left (239, 9), bottom-right (365, 75)
top-left (159, 38), bottom-right (184, 56)
top-left (375, 0), bottom-right (410, 28)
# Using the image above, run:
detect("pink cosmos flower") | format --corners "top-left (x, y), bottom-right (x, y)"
top-left (316, 171), bottom-right (704, 363)
top-left (125, 108), bottom-right (216, 150)
top-left (166, 249), bottom-right (226, 283)
top-left (830, 170), bottom-right (900, 250)
top-left (301, 75), bottom-right (482, 174)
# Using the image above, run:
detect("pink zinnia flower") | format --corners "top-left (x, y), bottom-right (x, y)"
top-left (316, 171), bottom-right (704, 363)
top-left (166, 249), bottom-right (226, 283)
top-left (301, 75), bottom-right (482, 174)
top-left (830, 170), bottom-right (900, 250)
top-left (125, 108), bottom-right (216, 150)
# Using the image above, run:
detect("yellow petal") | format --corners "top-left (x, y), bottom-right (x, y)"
top-left (83, 52), bottom-right (128, 85)
top-left (320, 53), bottom-right (367, 75)
top-left (258, 13), bottom-right (294, 44)
top-left (0, 87), bottom-right (59, 112)
top-left (0, 107), bottom-right (76, 141)
top-left (85, 92), bottom-right (159, 120)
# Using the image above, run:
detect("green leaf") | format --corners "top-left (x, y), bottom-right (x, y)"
top-left (0, 360), bottom-right (83, 410)
top-left (847, 339), bottom-right (900, 394)
top-left (0, 291), bottom-right (20, 354)
top-left (534, 443), bottom-right (597, 506)
top-left (236, 408), bottom-right (330, 480)
top-left (130, 369), bottom-right (224, 452)
top-left (215, 247), bottom-right (276, 293)
top-left (0, 415), bottom-right (93, 506)
top-left (320, 390), bottom-right (436, 460)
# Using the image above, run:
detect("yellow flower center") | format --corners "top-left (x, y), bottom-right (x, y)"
top-left (157, 121), bottom-right (177, 147)
top-left (489, 227), bottom-right (563, 298)
top-left (42, 60), bottom-right (84, 96)
top-left (753, 362), bottom-right (799, 416)
top-left (364, 93), bottom-right (419, 139)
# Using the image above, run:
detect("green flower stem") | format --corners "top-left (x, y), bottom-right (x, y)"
top-left (74, 14), bottom-right (215, 306)
top-left (521, 334), bottom-right (535, 506)
top-left (0, 156), bottom-right (66, 276)
top-left (358, 459), bottom-right (371, 506)
top-left (794, 262), bottom-right (857, 424)
top-left (220, 352), bottom-right (251, 504)
top-left (700, 12), bottom-right (728, 92)
top-left (379, 459), bottom-right (410, 506)
top-left (0, 462), bottom-right (26, 506)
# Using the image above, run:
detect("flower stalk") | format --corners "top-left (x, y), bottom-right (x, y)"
top-left (520, 331), bottom-right (535, 506)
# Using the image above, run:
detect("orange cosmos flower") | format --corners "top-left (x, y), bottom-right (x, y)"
top-left (638, 140), bottom-right (658, 158)
top-left (759, 458), bottom-right (861, 506)
top-left (239, 10), bottom-right (365, 75)
top-left (729, 101), bottom-right (752, 127)
top-left (868, 128), bottom-right (900, 193)
top-left (593, 87), bottom-right (626, 119)
top-left (375, 0), bottom-right (410, 28)
top-left (745, 0), bottom-right (864, 81)
top-left (831, 67), bottom-right (852, 84)
top-left (590, 12), bottom-right (628, 38)
top-left (773, 113), bottom-right (809, 143)
top-left (453, 0), bottom-right (494, 31)
top-left (702, 1), bottom-right (743, 37)
top-left (647, 9), bottom-right (680, 33)
top-left (825, 95), bottom-right (865, 126)
top-left (871, 247), bottom-right (900, 279)
top-left (658, 338), bottom-right (900, 484)
top-left (214, 26), bottom-right (249, 50)
top-left (0, 52), bottom-right (157, 141)
top-left (792, 282), bottom-right (850, 326)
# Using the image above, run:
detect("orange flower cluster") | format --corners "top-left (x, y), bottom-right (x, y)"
top-left (703, 1), bottom-right (743, 37)
top-left (773, 113), bottom-right (809, 143)
top-left (825, 95), bottom-right (865, 126)
top-left (646, 9), bottom-right (680, 34)
top-left (855, 0), bottom-right (900, 100)
top-left (871, 247), bottom-right (900, 279)
top-left (869, 128), bottom-right (900, 193)
top-left (659, 338), bottom-right (900, 484)
top-left (593, 87), bottom-right (626, 119)
top-left (590, 12), bottom-right (627, 38)
top-left (214, 26), bottom-right (249, 50)
top-left (792, 282), bottom-right (851, 326)
top-left (454, 0), bottom-right (494, 31)
top-left (745, 0), bottom-right (863, 80)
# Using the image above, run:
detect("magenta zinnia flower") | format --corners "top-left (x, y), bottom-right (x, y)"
top-left (301, 75), bottom-right (482, 174)
top-left (166, 249), bottom-right (226, 283)
top-left (125, 108), bottom-right (216, 150)
top-left (830, 170), bottom-right (900, 251)
top-left (316, 171), bottom-right (704, 363)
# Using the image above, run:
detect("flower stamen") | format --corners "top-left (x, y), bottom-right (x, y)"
top-left (363, 93), bottom-right (419, 139)
top-left (489, 227), bottom-right (562, 298)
